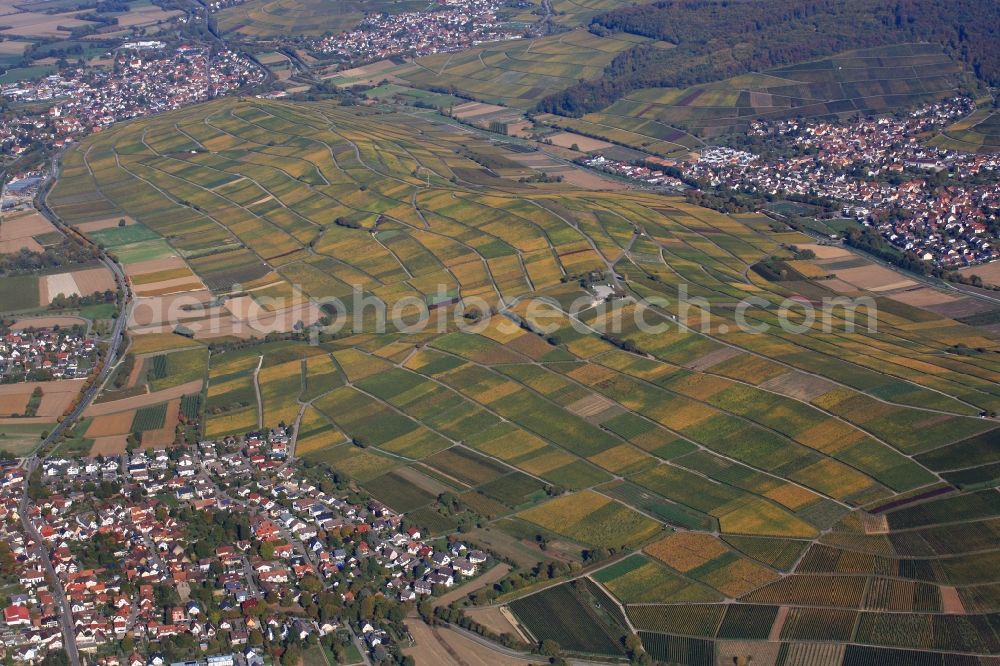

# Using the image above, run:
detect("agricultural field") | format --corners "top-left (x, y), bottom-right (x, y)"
top-left (0, 275), bottom-right (40, 312)
top-left (539, 43), bottom-right (966, 154)
top-left (930, 106), bottom-right (1000, 153)
top-left (46, 96), bottom-right (1000, 661)
top-left (393, 30), bottom-right (659, 109)
top-left (508, 582), bottom-right (627, 655)
top-left (216, 0), bottom-right (426, 37)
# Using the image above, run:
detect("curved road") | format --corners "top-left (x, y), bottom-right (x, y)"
top-left (18, 153), bottom-right (133, 666)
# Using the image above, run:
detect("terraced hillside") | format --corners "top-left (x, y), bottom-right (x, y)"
top-left (930, 106), bottom-right (1000, 154)
top-left (394, 29), bottom-right (659, 109)
top-left (536, 43), bottom-right (966, 154)
top-left (48, 98), bottom-right (1000, 662)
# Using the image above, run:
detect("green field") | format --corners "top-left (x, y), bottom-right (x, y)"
top-left (86, 223), bottom-right (159, 248)
top-left (0, 275), bottom-right (40, 313)
top-left (0, 64), bottom-right (56, 85)
top-left (0, 422), bottom-right (49, 457)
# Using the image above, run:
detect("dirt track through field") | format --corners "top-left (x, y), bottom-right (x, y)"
top-left (433, 564), bottom-right (510, 608)
top-left (11, 315), bottom-right (87, 330)
top-left (402, 613), bottom-right (535, 666)
top-left (83, 379), bottom-right (202, 416)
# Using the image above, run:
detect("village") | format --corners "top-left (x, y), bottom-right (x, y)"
top-left (0, 424), bottom-right (495, 664)
top-left (0, 327), bottom-right (98, 383)
top-left (0, 43), bottom-right (264, 158)
top-left (311, 0), bottom-right (525, 64)
top-left (680, 96), bottom-right (1000, 268)
top-left (578, 154), bottom-right (688, 190)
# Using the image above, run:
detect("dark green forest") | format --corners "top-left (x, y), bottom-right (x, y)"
top-left (537, 0), bottom-right (1000, 116)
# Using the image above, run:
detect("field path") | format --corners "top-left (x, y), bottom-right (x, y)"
top-left (434, 563), bottom-right (510, 608)
top-left (253, 354), bottom-right (264, 430)
top-left (403, 611), bottom-right (536, 666)
top-left (769, 605), bottom-right (790, 640)
top-left (83, 379), bottom-right (203, 416)
top-left (587, 576), bottom-right (638, 635)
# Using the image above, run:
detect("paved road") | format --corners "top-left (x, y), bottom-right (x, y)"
top-left (30, 151), bottom-right (132, 457)
top-left (17, 153), bottom-right (134, 666)
top-left (18, 458), bottom-right (81, 666)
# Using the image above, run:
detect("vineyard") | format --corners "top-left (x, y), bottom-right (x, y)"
top-left (131, 403), bottom-right (167, 433)
top-left (508, 583), bottom-right (626, 655)
top-left (45, 94), bottom-right (1000, 663)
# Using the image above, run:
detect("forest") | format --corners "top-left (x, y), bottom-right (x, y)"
top-left (537, 0), bottom-right (1000, 116)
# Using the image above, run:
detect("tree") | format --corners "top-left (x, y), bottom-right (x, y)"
top-left (280, 644), bottom-right (301, 666)
top-left (40, 650), bottom-right (69, 666)
top-left (540, 639), bottom-right (561, 656)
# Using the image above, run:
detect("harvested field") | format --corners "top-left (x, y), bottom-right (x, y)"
top-left (392, 465), bottom-right (455, 498)
top-left (565, 393), bottom-right (618, 418)
top-left (89, 434), bottom-right (128, 456)
top-left (452, 102), bottom-right (510, 120)
top-left (0, 210), bottom-right (53, 253)
top-left (133, 274), bottom-right (206, 296)
top-left (940, 585), bottom-right (965, 614)
top-left (559, 168), bottom-right (627, 190)
top-left (110, 5), bottom-right (182, 27)
top-left (463, 606), bottom-right (528, 641)
top-left (0, 10), bottom-right (96, 38)
top-left (546, 132), bottom-right (614, 151)
top-left (232, 301), bottom-right (321, 336)
top-left (0, 416), bottom-right (51, 425)
top-left (83, 379), bottom-right (202, 416)
top-left (85, 410), bottom-right (136, 437)
top-left (717, 641), bottom-right (782, 665)
top-left (124, 255), bottom-right (187, 276)
top-left (886, 287), bottom-right (960, 308)
top-left (0, 389), bottom-right (31, 416)
top-left (684, 347), bottom-right (743, 372)
top-left (759, 371), bottom-right (839, 402)
top-left (326, 58), bottom-right (399, 83)
top-left (820, 278), bottom-right (861, 294)
top-left (796, 243), bottom-right (851, 260)
top-left (783, 643), bottom-right (845, 666)
top-left (127, 332), bottom-right (204, 355)
top-left (403, 613), bottom-right (536, 666)
top-left (140, 400), bottom-right (180, 447)
top-left (40, 266), bottom-right (116, 304)
top-left (433, 564), bottom-right (510, 607)
top-left (769, 605), bottom-right (790, 641)
top-left (921, 296), bottom-right (996, 320)
top-left (0, 379), bottom-right (86, 418)
top-left (74, 216), bottom-right (136, 233)
top-left (71, 266), bottom-right (117, 294)
top-left (828, 265), bottom-right (916, 292)
top-left (10, 315), bottom-right (87, 330)
top-left (959, 261), bottom-right (1000, 287)
top-left (128, 290), bottom-right (214, 328)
